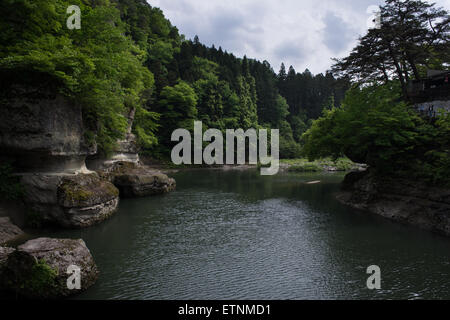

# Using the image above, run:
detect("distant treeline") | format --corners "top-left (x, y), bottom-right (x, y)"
top-left (116, 0), bottom-right (350, 158)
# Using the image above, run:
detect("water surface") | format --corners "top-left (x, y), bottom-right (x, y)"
top-left (34, 169), bottom-right (450, 300)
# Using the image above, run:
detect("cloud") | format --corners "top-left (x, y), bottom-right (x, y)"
top-left (274, 42), bottom-right (307, 66)
top-left (323, 12), bottom-right (357, 54)
top-left (148, 0), bottom-right (450, 74)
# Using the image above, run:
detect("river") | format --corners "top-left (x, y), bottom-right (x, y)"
top-left (32, 169), bottom-right (450, 300)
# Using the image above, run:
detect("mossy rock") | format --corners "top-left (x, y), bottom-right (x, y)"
top-left (57, 173), bottom-right (119, 208)
top-left (1, 238), bottom-right (98, 299)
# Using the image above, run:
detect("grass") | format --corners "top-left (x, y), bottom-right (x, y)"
top-left (281, 157), bottom-right (356, 172)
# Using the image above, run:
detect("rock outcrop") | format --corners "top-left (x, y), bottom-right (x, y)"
top-left (21, 173), bottom-right (119, 228)
top-left (0, 88), bottom-right (119, 228)
top-left (337, 170), bottom-right (450, 236)
top-left (0, 238), bottom-right (98, 299)
top-left (0, 217), bottom-right (24, 245)
top-left (99, 162), bottom-right (176, 198)
top-left (0, 90), bottom-right (95, 174)
top-left (87, 107), bottom-right (176, 198)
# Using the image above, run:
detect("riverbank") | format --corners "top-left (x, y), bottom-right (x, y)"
top-left (141, 156), bottom-right (366, 174)
top-left (279, 158), bottom-right (366, 173)
top-left (337, 170), bottom-right (450, 237)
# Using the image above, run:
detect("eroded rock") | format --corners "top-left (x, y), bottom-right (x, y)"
top-left (0, 217), bottom-right (24, 245)
top-left (0, 90), bottom-right (96, 174)
top-left (1, 238), bottom-right (98, 299)
top-left (337, 170), bottom-right (450, 236)
top-left (21, 173), bottom-right (119, 228)
top-left (100, 162), bottom-right (176, 198)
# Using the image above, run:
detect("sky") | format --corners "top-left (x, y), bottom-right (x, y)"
top-left (147, 0), bottom-right (450, 75)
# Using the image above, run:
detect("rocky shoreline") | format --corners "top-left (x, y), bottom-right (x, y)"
top-left (337, 170), bottom-right (450, 237)
top-left (0, 91), bottom-right (176, 299)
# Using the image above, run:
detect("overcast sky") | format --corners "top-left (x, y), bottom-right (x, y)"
top-left (147, 0), bottom-right (450, 75)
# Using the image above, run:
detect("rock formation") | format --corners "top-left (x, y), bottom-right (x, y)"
top-left (21, 173), bottom-right (119, 228)
top-left (337, 170), bottom-right (450, 236)
top-left (100, 162), bottom-right (176, 198)
top-left (0, 238), bottom-right (98, 299)
top-left (0, 89), bottom-right (119, 228)
top-left (87, 107), bottom-right (176, 198)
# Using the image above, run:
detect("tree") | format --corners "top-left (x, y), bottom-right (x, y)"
top-left (302, 82), bottom-right (450, 184)
top-left (0, 0), bottom-right (157, 155)
top-left (157, 81), bottom-right (198, 149)
top-left (333, 0), bottom-right (449, 99)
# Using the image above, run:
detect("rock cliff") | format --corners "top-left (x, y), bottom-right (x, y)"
top-left (0, 88), bottom-right (119, 228)
top-left (87, 107), bottom-right (176, 198)
top-left (337, 170), bottom-right (450, 236)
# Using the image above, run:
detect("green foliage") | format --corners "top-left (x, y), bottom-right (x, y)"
top-left (25, 259), bottom-right (58, 295)
top-left (288, 163), bottom-right (323, 173)
top-left (0, 0), bottom-right (156, 155)
top-left (302, 82), bottom-right (450, 185)
top-left (0, 0), bottom-right (348, 161)
top-left (134, 106), bottom-right (160, 149)
top-left (282, 157), bottom-right (355, 172)
top-left (332, 0), bottom-right (449, 98)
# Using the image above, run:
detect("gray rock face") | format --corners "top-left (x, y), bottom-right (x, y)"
top-left (0, 217), bottom-right (24, 245)
top-left (86, 107), bottom-right (139, 171)
top-left (87, 133), bottom-right (140, 170)
top-left (99, 162), bottom-right (176, 198)
top-left (337, 170), bottom-right (450, 236)
top-left (21, 173), bottom-right (119, 228)
top-left (0, 93), bottom-right (95, 173)
top-left (1, 238), bottom-right (98, 299)
top-left (0, 89), bottom-right (121, 228)
top-left (86, 107), bottom-right (176, 198)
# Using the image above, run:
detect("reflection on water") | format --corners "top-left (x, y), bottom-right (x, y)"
top-left (33, 169), bottom-right (450, 300)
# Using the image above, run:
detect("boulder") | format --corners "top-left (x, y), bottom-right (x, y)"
top-left (85, 106), bottom-right (177, 198)
top-left (0, 217), bottom-right (24, 245)
top-left (1, 238), bottom-right (98, 299)
top-left (21, 173), bottom-right (119, 228)
top-left (100, 162), bottom-right (176, 198)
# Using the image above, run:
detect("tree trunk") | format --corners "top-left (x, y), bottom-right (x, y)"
top-left (387, 43), bottom-right (409, 100)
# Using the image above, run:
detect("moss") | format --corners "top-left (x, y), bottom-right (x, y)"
top-left (8, 258), bottom-right (59, 298)
top-left (60, 182), bottom-right (93, 203)
top-left (335, 158), bottom-right (354, 171)
top-left (288, 163), bottom-right (322, 172)
top-left (282, 157), bottom-right (356, 172)
top-left (105, 183), bottom-right (120, 197)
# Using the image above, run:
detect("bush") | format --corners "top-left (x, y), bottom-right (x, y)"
top-left (302, 82), bottom-right (450, 185)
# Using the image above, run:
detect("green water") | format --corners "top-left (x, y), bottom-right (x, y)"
top-left (32, 169), bottom-right (450, 300)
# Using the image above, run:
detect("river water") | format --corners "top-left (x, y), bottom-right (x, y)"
top-left (34, 169), bottom-right (450, 300)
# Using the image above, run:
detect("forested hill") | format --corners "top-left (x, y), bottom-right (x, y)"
top-left (0, 0), bottom-right (349, 159)
top-left (115, 0), bottom-right (350, 157)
